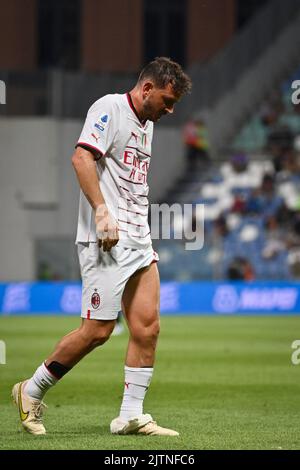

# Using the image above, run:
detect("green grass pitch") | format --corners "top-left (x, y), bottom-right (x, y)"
top-left (0, 315), bottom-right (299, 450)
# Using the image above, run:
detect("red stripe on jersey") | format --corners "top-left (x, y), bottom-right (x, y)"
top-left (136, 232), bottom-right (151, 238)
top-left (119, 185), bottom-right (148, 199)
top-left (139, 150), bottom-right (151, 159)
top-left (118, 229), bottom-right (151, 238)
top-left (119, 195), bottom-right (149, 207)
top-left (120, 196), bottom-right (132, 203)
top-left (87, 309), bottom-right (91, 319)
top-left (118, 206), bottom-right (146, 216)
top-left (118, 219), bottom-right (146, 227)
top-left (125, 146), bottom-right (151, 159)
top-left (119, 176), bottom-right (144, 185)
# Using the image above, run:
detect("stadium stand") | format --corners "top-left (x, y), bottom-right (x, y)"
top-left (154, 66), bottom-right (300, 282)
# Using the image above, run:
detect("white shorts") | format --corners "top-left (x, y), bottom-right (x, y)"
top-left (78, 242), bottom-right (159, 320)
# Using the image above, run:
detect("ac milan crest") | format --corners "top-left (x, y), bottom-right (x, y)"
top-left (91, 289), bottom-right (101, 309)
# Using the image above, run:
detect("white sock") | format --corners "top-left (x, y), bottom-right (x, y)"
top-left (120, 366), bottom-right (153, 421)
top-left (25, 362), bottom-right (58, 400)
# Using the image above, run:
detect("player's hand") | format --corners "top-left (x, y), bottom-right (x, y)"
top-left (95, 204), bottom-right (119, 252)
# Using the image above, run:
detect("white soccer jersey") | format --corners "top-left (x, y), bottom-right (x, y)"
top-left (75, 93), bottom-right (154, 249)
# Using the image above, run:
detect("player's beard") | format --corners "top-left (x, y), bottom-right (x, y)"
top-left (143, 100), bottom-right (159, 122)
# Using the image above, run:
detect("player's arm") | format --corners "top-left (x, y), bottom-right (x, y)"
top-left (71, 146), bottom-right (119, 251)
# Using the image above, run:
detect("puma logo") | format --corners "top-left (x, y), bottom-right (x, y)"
top-left (91, 133), bottom-right (100, 143)
top-left (131, 132), bottom-right (138, 143)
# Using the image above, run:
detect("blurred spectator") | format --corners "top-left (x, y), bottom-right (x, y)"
top-left (214, 215), bottom-right (229, 238)
top-left (227, 256), bottom-right (255, 281)
top-left (37, 262), bottom-right (53, 281)
top-left (229, 153), bottom-right (250, 214)
top-left (261, 172), bottom-right (275, 195)
top-left (245, 173), bottom-right (283, 217)
top-left (286, 212), bottom-right (300, 249)
top-left (276, 202), bottom-right (293, 227)
top-left (259, 91), bottom-right (283, 127)
top-left (272, 147), bottom-right (300, 176)
top-left (271, 146), bottom-right (290, 174)
top-left (183, 116), bottom-right (210, 171)
top-left (37, 261), bottom-right (62, 281)
top-left (286, 213), bottom-right (300, 278)
top-left (292, 100), bottom-right (300, 115)
top-left (293, 134), bottom-right (300, 152)
top-left (279, 150), bottom-right (300, 181)
top-left (261, 216), bottom-right (285, 259)
top-left (231, 194), bottom-right (247, 214)
top-left (267, 125), bottom-right (294, 172)
top-left (230, 152), bottom-right (249, 173)
top-left (260, 173), bottom-right (284, 216)
top-left (244, 188), bottom-right (262, 214)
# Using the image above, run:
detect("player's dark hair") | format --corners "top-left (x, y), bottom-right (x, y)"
top-left (138, 57), bottom-right (192, 96)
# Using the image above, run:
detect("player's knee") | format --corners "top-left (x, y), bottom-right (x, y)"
top-left (90, 329), bottom-right (112, 347)
top-left (131, 317), bottom-right (160, 345)
top-left (81, 319), bottom-right (114, 347)
top-left (150, 318), bottom-right (160, 340)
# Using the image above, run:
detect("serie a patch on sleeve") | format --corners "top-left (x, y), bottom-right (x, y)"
top-left (94, 113), bottom-right (110, 132)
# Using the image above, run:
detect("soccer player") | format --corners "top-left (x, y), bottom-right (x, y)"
top-left (12, 57), bottom-right (192, 436)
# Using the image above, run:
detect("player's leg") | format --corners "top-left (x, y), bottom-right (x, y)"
top-left (25, 317), bottom-right (115, 397)
top-left (45, 318), bottom-right (115, 368)
top-left (12, 318), bottom-right (115, 435)
top-left (110, 262), bottom-right (178, 436)
top-left (123, 262), bottom-right (160, 368)
top-left (12, 242), bottom-right (120, 435)
top-left (23, 241), bottom-right (119, 396)
top-left (119, 262), bottom-right (159, 419)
